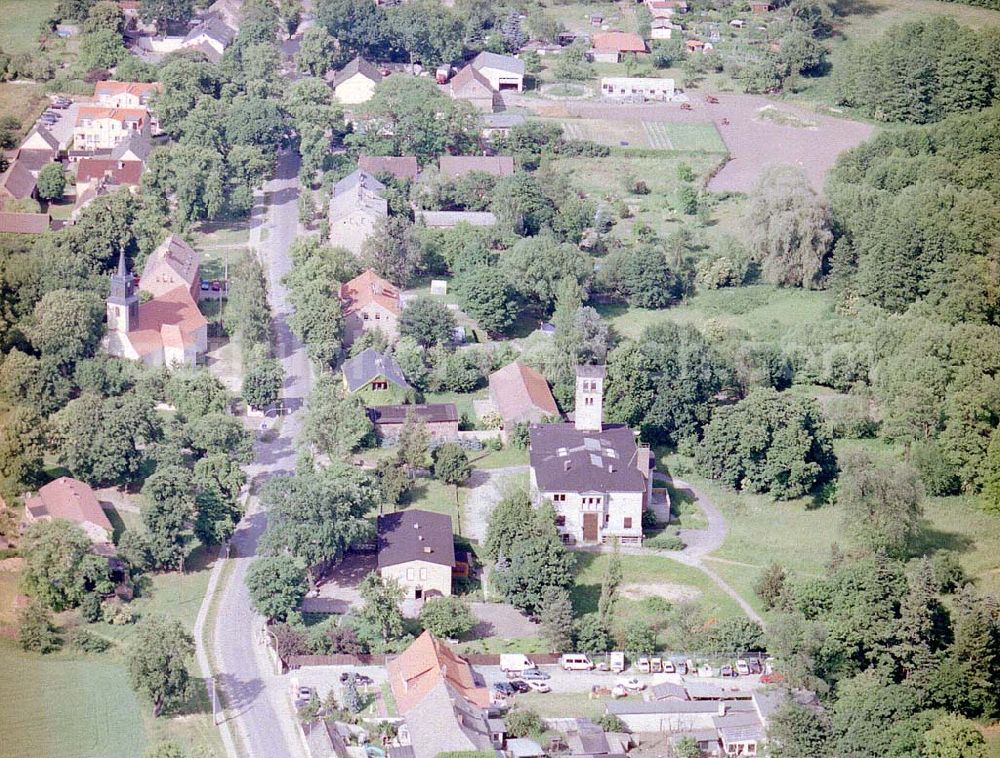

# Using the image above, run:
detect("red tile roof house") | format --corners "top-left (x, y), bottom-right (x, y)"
top-left (21, 477), bottom-right (115, 555)
top-left (591, 32), bottom-right (648, 63)
top-left (438, 155), bottom-right (515, 179)
top-left (387, 632), bottom-right (499, 758)
top-left (357, 155), bottom-right (420, 182)
top-left (447, 64), bottom-right (501, 114)
top-left (489, 360), bottom-right (560, 435)
top-left (104, 235), bottom-right (208, 367)
top-left (0, 211), bottom-right (50, 235)
top-left (367, 403), bottom-right (460, 442)
top-left (340, 269), bottom-right (402, 347)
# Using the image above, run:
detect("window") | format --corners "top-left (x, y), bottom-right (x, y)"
top-left (585, 397), bottom-right (594, 406)
top-left (363, 313), bottom-right (370, 320)
top-left (553, 494), bottom-right (566, 502)
top-left (555, 515), bottom-right (566, 526)
top-left (406, 568), bottom-right (415, 580)
top-left (624, 517), bottom-right (633, 529)
top-left (419, 568), bottom-right (427, 580)
top-left (375, 313), bottom-right (381, 320)
top-left (371, 381), bottom-right (388, 391)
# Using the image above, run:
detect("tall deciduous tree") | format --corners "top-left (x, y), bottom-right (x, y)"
top-left (696, 388), bottom-right (835, 499)
top-left (838, 452), bottom-right (923, 558)
top-left (260, 464), bottom-right (375, 583)
top-left (399, 298), bottom-right (456, 348)
top-left (20, 520), bottom-right (112, 611)
top-left (357, 572), bottom-right (405, 649)
top-left (246, 556), bottom-right (308, 621)
top-left (746, 165), bottom-right (833, 289)
top-left (127, 614), bottom-right (195, 716)
top-left (302, 375), bottom-right (373, 458)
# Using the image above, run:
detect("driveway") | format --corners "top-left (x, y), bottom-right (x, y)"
top-left (470, 602), bottom-right (540, 639)
top-left (463, 465), bottom-right (529, 542)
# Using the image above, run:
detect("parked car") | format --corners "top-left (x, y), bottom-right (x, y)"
top-left (200, 281), bottom-right (211, 291)
top-left (339, 672), bottom-right (373, 686)
top-left (211, 279), bottom-right (222, 291)
top-left (636, 657), bottom-right (650, 673)
top-left (720, 665), bottom-right (735, 678)
top-left (748, 659), bottom-right (763, 675)
top-left (616, 677), bottom-right (646, 691)
top-left (509, 680), bottom-right (531, 694)
top-left (662, 660), bottom-right (676, 674)
top-left (610, 652), bottom-right (626, 672)
top-left (675, 660), bottom-right (688, 675)
top-left (294, 686), bottom-right (313, 705)
top-left (595, 660), bottom-right (609, 672)
top-left (493, 682), bottom-right (516, 696)
top-left (611, 684), bottom-right (629, 699)
top-left (526, 680), bottom-right (550, 693)
top-left (650, 657), bottom-right (663, 673)
top-left (736, 659), bottom-right (751, 676)
top-left (520, 668), bottom-right (551, 681)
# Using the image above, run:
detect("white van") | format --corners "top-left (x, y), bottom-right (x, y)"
top-left (561, 654), bottom-right (595, 671)
top-left (500, 654), bottom-right (535, 673)
top-left (609, 651), bottom-right (626, 673)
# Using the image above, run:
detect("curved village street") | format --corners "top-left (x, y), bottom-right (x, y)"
top-left (200, 148), bottom-right (313, 758)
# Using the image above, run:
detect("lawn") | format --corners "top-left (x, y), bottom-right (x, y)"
top-left (513, 690), bottom-right (606, 721)
top-left (570, 551), bottom-right (747, 648)
top-left (0, 0), bottom-right (56, 54)
top-left (546, 2), bottom-right (627, 35)
top-left (0, 81), bottom-right (49, 142)
top-left (596, 286), bottom-right (837, 342)
top-left (0, 542), bottom-right (224, 758)
top-left (0, 642), bottom-right (147, 758)
top-left (198, 246), bottom-right (248, 283)
top-left (552, 119), bottom-right (726, 153)
top-left (662, 438), bottom-right (1000, 601)
top-left (551, 153), bottom-right (728, 240)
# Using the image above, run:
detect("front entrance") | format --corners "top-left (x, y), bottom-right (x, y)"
top-left (583, 512), bottom-right (599, 542)
top-left (415, 586), bottom-right (423, 600)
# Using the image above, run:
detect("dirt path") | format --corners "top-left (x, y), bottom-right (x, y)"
top-left (652, 473), bottom-right (764, 625)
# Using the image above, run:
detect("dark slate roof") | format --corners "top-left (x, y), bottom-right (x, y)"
top-left (369, 403), bottom-right (459, 426)
top-left (529, 423), bottom-right (646, 494)
top-left (334, 168), bottom-right (385, 197)
top-left (185, 15), bottom-right (236, 45)
top-left (1, 162), bottom-right (38, 199)
top-left (377, 509), bottom-right (455, 569)
top-left (329, 56), bottom-right (382, 89)
top-left (341, 348), bottom-right (411, 393)
top-left (576, 364), bottom-right (607, 379)
top-left (110, 133), bottom-right (153, 162)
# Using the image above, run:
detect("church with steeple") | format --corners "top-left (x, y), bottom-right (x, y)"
top-left (104, 234), bottom-right (208, 367)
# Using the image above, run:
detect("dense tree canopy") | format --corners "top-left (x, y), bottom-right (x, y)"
top-left (696, 388), bottom-right (836, 499)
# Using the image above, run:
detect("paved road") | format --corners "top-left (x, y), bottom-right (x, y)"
top-left (206, 149), bottom-right (314, 758)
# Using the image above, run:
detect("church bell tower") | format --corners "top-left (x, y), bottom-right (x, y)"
top-left (107, 250), bottom-right (138, 334)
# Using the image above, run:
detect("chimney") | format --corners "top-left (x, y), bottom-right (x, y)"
top-left (717, 702), bottom-right (727, 717)
top-left (423, 546), bottom-right (433, 553)
top-left (564, 460), bottom-right (571, 471)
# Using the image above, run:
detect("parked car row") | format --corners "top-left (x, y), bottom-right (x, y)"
top-left (199, 279), bottom-right (226, 292)
top-left (339, 672), bottom-right (374, 686)
top-left (493, 678), bottom-right (550, 696)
